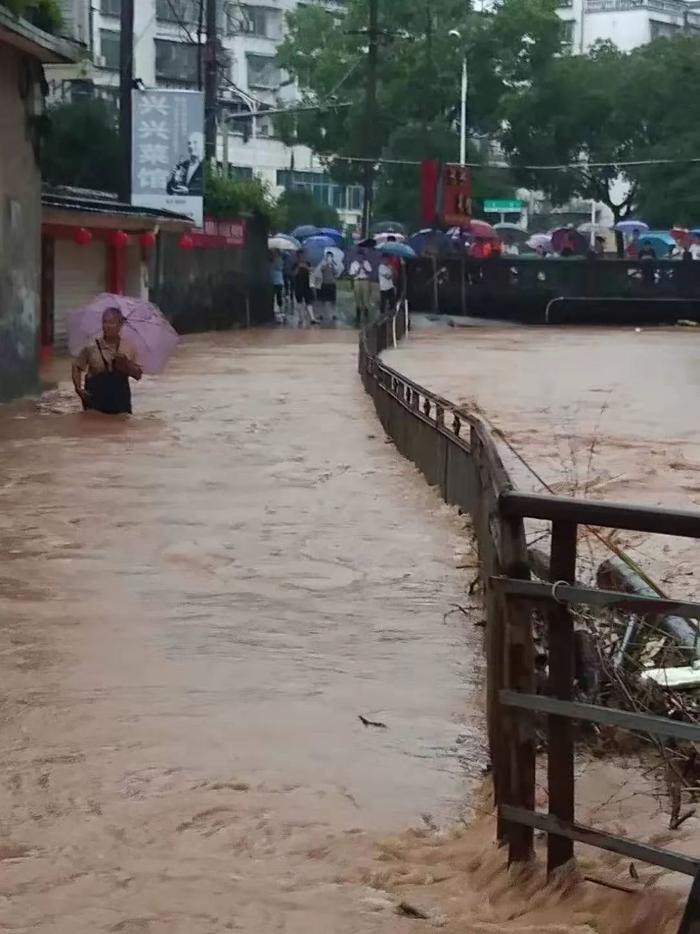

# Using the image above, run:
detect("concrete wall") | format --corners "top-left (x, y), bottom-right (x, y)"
top-left (0, 46), bottom-right (42, 402)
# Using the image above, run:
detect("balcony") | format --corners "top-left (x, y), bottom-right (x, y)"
top-left (585, 0), bottom-right (688, 14)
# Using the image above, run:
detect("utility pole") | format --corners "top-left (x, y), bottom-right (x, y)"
top-left (118, 0), bottom-right (135, 203)
top-left (204, 0), bottom-right (219, 163)
top-left (362, 0), bottom-right (379, 237)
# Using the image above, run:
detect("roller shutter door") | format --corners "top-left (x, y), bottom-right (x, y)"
top-left (53, 240), bottom-right (107, 351)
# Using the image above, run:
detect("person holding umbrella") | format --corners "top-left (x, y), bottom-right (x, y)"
top-left (291, 250), bottom-right (317, 327)
top-left (316, 250), bottom-right (340, 323)
top-left (72, 307), bottom-right (143, 415)
top-left (378, 255), bottom-right (396, 316)
top-left (349, 247), bottom-right (373, 326)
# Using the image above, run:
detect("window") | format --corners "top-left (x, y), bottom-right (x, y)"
top-left (101, 0), bottom-right (121, 15)
top-left (277, 170), bottom-right (363, 213)
top-left (560, 20), bottom-right (574, 50)
top-left (155, 39), bottom-right (200, 85)
top-left (238, 5), bottom-right (280, 38)
top-left (650, 19), bottom-right (681, 40)
top-left (100, 30), bottom-right (121, 70)
top-left (228, 165), bottom-right (254, 180)
top-left (156, 0), bottom-right (200, 27)
top-left (246, 53), bottom-right (279, 89)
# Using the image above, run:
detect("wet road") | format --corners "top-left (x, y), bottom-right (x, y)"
top-left (0, 330), bottom-right (484, 933)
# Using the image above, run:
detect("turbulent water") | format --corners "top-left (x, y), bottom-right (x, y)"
top-left (0, 330), bottom-right (485, 932)
top-left (0, 328), bottom-right (692, 932)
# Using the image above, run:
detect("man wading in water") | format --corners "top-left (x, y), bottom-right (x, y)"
top-left (72, 307), bottom-right (143, 414)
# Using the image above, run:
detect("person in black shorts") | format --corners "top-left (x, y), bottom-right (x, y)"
top-left (291, 251), bottom-right (316, 327)
top-left (317, 250), bottom-right (338, 323)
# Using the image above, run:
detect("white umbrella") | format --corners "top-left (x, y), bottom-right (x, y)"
top-left (269, 233), bottom-right (301, 251)
top-left (578, 222), bottom-right (610, 235)
top-left (374, 231), bottom-right (406, 244)
top-left (526, 233), bottom-right (553, 251)
top-left (315, 246), bottom-right (345, 276)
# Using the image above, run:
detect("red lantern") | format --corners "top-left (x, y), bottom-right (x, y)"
top-left (111, 230), bottom-right (129, 249)
top-left (140, 231), bottom-right (157, 249)
top-left (74, 227), bottom-right (92, 246)
top-left (178, 234), bottom-right (195, 250)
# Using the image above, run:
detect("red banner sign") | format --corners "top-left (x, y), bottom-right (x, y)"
top-left (442, 164), bottom-right (472, 227)
top-left (191, 216), bottom-right (246, 249)
top-left (420, 160), bottom-right (441, 226)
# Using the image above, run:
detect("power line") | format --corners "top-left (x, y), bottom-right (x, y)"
top-left (328, 154), bottom-right (700, 171)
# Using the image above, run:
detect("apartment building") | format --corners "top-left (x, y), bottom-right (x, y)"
top-left (50, 0), bottom-right (363, 228)
top-left (558, 0), bottom-right (700, 53)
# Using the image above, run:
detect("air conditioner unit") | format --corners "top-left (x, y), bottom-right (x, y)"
top-left (95, 54), bottom-right (107, 68)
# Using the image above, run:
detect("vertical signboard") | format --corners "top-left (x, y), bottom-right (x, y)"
top-left (132, 89), bottom-right (205, 228)
top-left (442, 164), bottom-right (472, 227)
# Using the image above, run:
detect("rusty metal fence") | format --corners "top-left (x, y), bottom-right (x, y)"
top-left (359, 311), bottom-right (700, 912)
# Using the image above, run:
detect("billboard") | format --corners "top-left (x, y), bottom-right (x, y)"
top-left (132, 88), bottom-right (205, 228)
top-left (442, 164), bottom-right (472, 227)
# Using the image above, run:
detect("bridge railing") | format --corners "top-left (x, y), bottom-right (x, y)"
top-left (359, 310), bottom-right (700, 914)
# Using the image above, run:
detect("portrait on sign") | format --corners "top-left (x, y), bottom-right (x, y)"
top-left (131, 89), bottom-right (204, 227)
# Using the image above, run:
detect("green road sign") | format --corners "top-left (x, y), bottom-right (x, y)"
top-left (483, 199), bottom-right (523, 213)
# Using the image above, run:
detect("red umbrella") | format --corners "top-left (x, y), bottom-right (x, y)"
top-left (671, 226), bottom-right (690, 247)
top-left (551, 226), bottom-right (588, 256)
top-left (467, 219), bottom-right (498, 240)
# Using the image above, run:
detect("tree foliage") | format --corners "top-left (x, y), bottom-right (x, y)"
top-left (204, 169), bottom-right (278, 225)
top-left (274, 189), bottom-right (341, 233)
top-left (499, 34), bottom-right (700, 225)
top-left (2, 0), bottom-right (62, 33)
top-left (42, 98), bottom-right (121, 192)
top-left (276, 0), bottom-right (564, 200)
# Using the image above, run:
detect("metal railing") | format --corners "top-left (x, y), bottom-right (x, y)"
top-left (359, 310), bottom-right (700, 917)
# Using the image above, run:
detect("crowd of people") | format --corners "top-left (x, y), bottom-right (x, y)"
top-left (269, 244), bottom-right (403, 328)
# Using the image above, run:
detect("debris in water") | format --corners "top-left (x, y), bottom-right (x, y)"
top-left (397, 900), bottom-right (430, 920)
top-left (359, 715), bottom-right (388, 729)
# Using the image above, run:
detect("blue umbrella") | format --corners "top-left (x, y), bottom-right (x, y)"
top-left (408, 228), bottom-right (454, 257)
top-left (639, 232), bottom-right (676, 257)
top-left (291, 225), bottom-right (319, 242)
top-left (376, 241), bottom-right (416, 260)
top-left (317, 226), bottom-right (344, 245)
top-left (614, 219), bottom-right (649, 234)
top-left (303, 234), bottom-right (337, 265)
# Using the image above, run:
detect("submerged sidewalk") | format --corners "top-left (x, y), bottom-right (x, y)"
top-left (0, 329), bottom-right (484, 933)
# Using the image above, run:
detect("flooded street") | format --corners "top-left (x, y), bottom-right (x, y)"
top-left (388, 324), bottom-right (700, 595)
top-left (0, 330), bottom-right (484, 933)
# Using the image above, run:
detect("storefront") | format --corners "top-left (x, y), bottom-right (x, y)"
top-left (41, 188), bottom-right (192, 356)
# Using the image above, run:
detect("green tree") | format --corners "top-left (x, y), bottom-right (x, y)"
top-left (276, 0), bottom-right (564, 218)
top-left (622, 36), bottom-right (700, 227)
top-left (499, 42), bottom-right (646, 225)
top-left (205, 169), bottom-right (278, 225)
top-left (42, 98), bottom-right (121, 192)
top-left (2, 0), bottom-right (62, 32)
top-left (274, 189), bottom-right (341, 232)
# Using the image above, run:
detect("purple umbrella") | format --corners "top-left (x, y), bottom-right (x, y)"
top-left (614, 219), bottom-right (649, 234)
top-left (66, 293), bottom-right (179, 375)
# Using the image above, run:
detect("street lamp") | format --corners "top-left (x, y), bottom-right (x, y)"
top-left (449, 29), bottom-right (468, 166)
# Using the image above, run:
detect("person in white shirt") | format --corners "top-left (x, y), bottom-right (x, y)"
top-left (378, 259), bottom-right (396, 316)
top-left (690, 235), bottom-right (700, 260)
top-left (349, 248), bottom-right (373, 326)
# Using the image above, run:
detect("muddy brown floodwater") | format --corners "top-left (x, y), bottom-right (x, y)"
top-left (0, 330), bottom-right (485, 933)
top-left (388, 324), bottom-right (700, 597)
